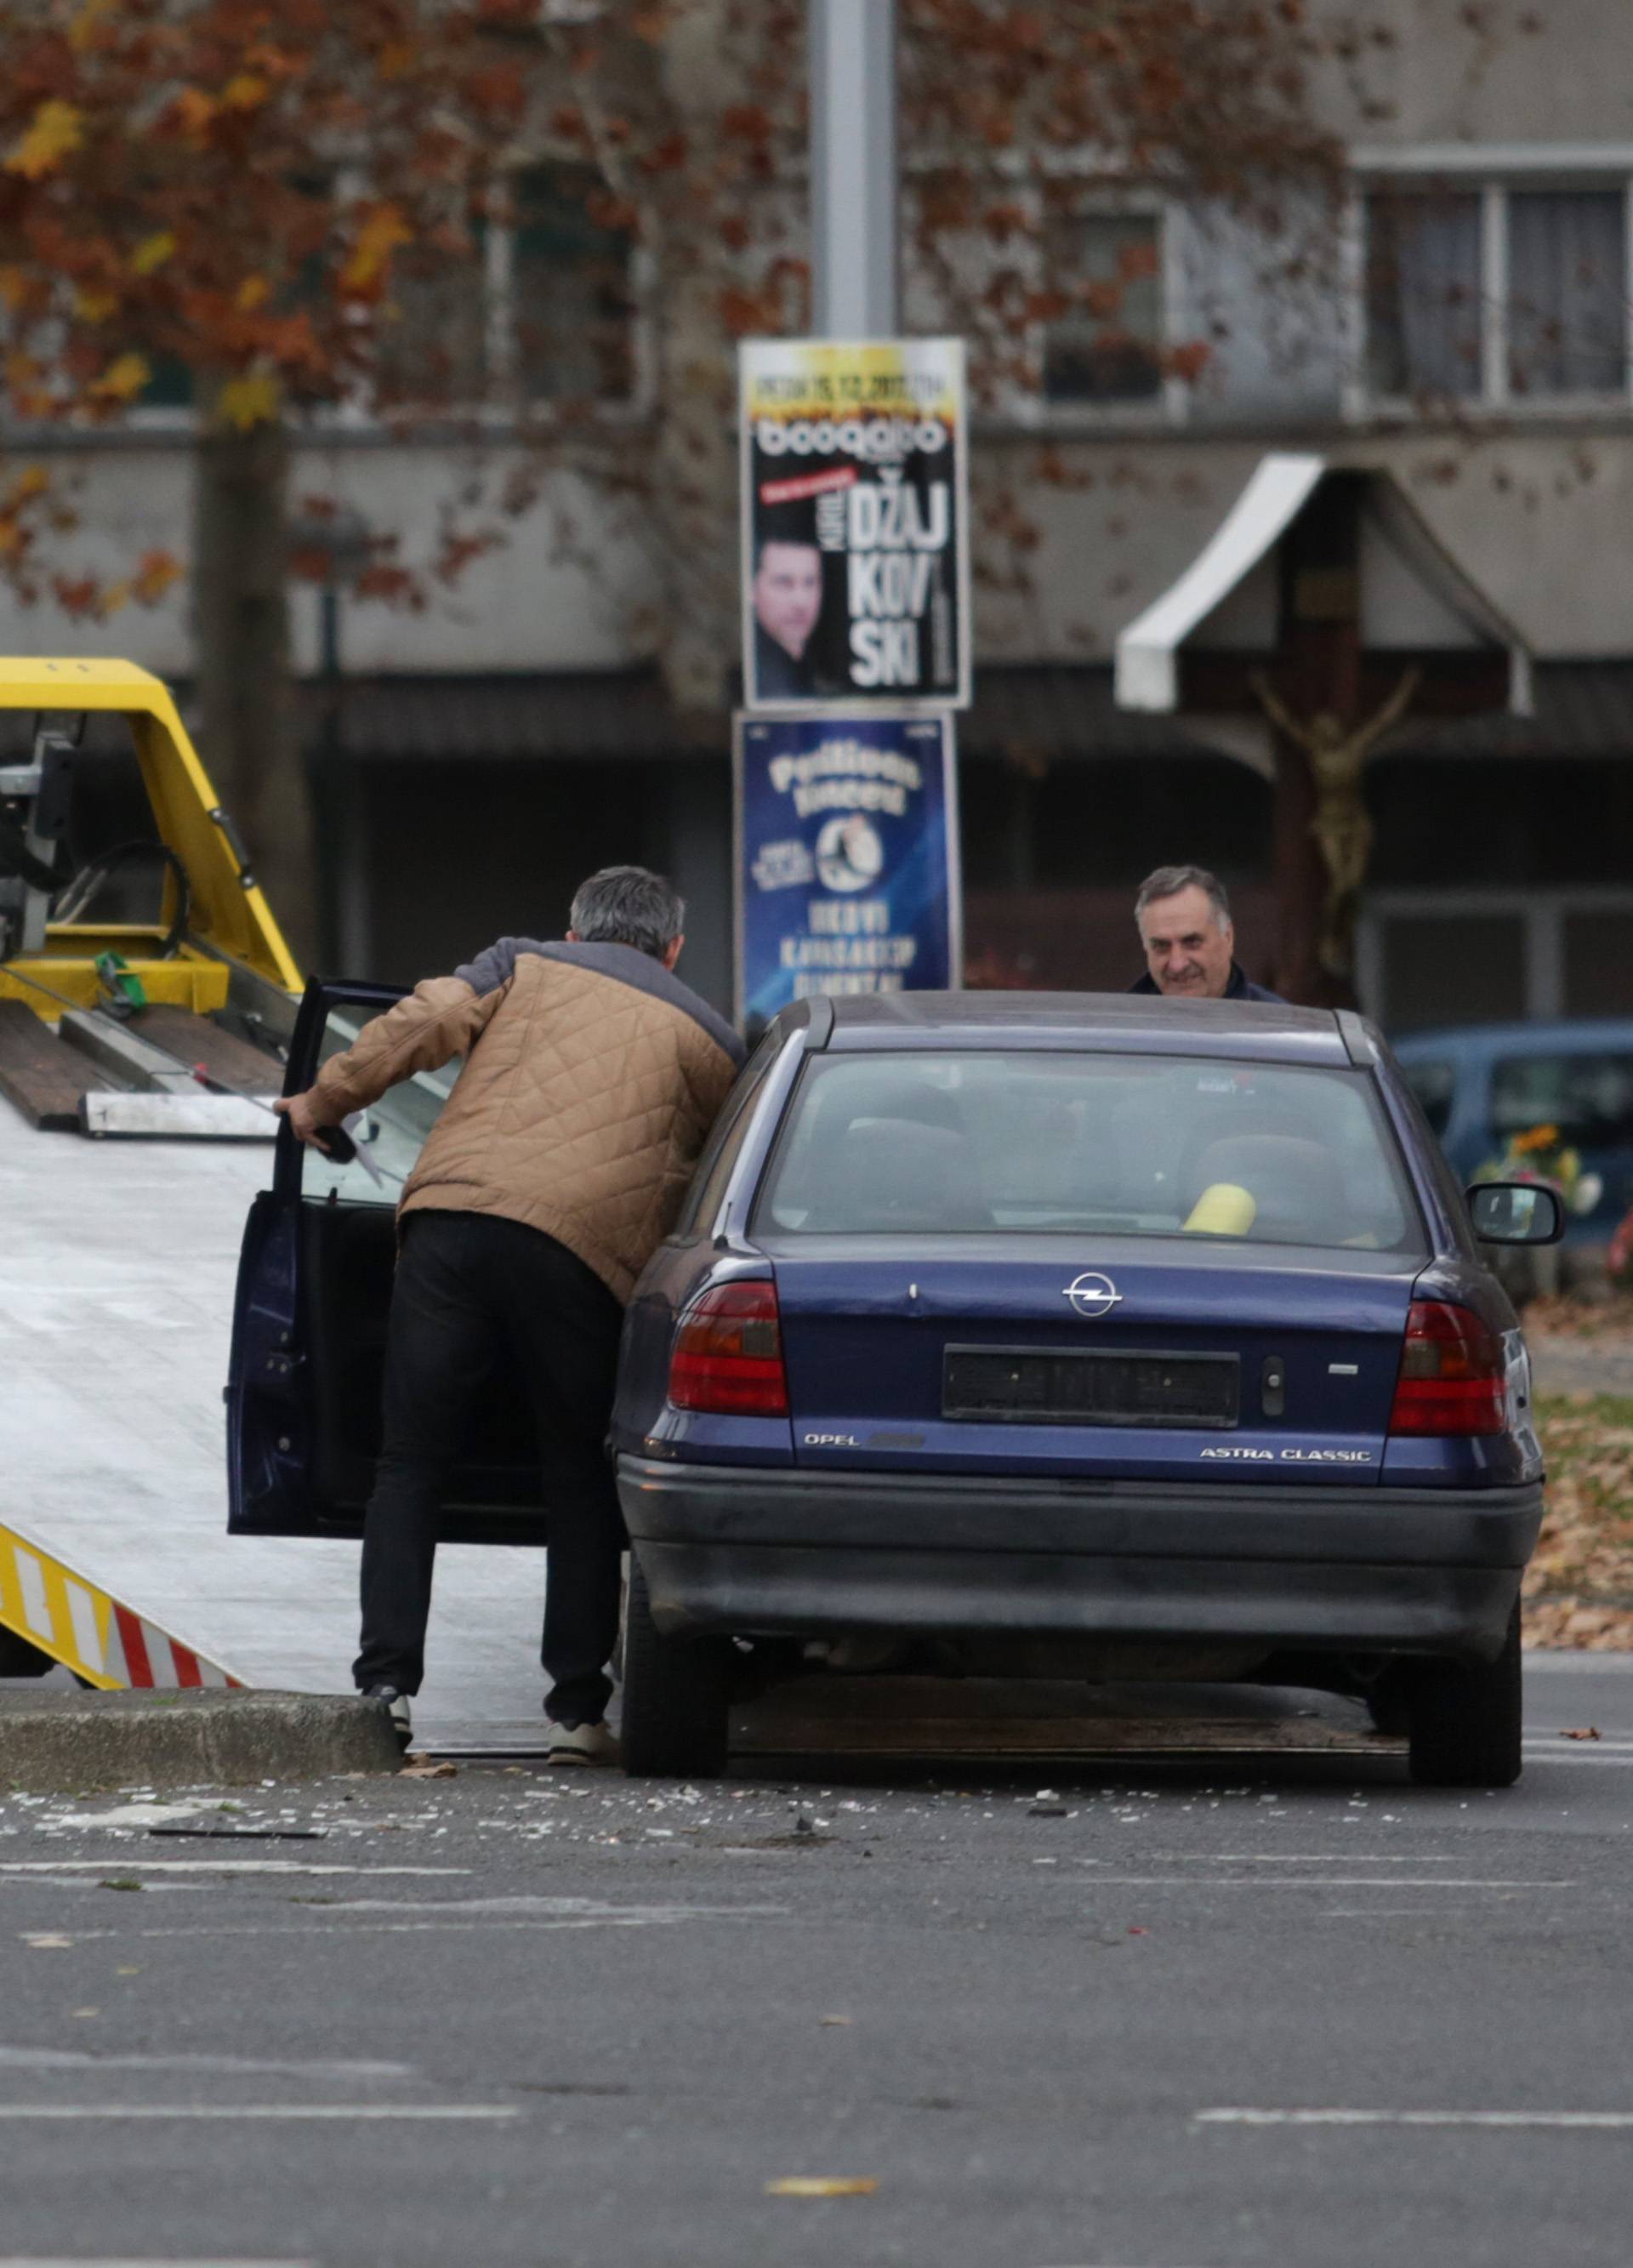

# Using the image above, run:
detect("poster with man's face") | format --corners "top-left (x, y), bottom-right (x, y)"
top-left (740, 338), bottom-right (970, 710)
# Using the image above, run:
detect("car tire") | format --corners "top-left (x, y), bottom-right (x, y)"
top-left (1406, 1602), bottom-right (1522, 1789)
top-left (619, 1553), bottom-right (731, 1780)
top-left (0, 1627), bottom-right (55, 1678)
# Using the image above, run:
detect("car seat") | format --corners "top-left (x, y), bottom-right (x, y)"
top-left (1188, 1133), bottom-right (1345, 1244)
top-left (804, 1117), bottom-right (992, 1232)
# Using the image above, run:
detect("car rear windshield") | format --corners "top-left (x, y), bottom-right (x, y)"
top-left (754, 1050), bottom-right (1425, 1254)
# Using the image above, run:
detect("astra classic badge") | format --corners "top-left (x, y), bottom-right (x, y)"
top-left (1062, 1270), bottom-right (1123, 1320)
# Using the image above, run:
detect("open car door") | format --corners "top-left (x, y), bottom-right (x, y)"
top-left (227, 977), bottom-right (549, 1544)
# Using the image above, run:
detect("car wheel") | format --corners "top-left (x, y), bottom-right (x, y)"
top-left (1406, 1602), bottom-right (1522, 1789)
top-left (0, 1627), bottom-right (55, 1678)
top-left (620, 1553), bottom-right (730, 1780)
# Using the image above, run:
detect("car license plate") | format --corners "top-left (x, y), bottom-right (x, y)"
top-left (942, 1346), bottom-right (1239, 1428)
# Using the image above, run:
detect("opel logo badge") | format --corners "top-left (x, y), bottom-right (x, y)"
top-left (1063, 1270), bottom-right (1123, 1320)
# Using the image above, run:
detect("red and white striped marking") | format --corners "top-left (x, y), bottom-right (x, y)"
top-left (0, 1519), bottom-right (243, 1690)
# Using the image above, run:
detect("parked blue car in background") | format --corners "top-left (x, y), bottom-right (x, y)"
top-left (612, 992), bottom-right (1561, 1789)
top-left (1393, 1018), bottom-right (1633, 1248)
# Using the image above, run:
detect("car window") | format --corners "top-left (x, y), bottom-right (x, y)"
top-left (675, 1032), bottom-right (778, 1237)
top-left (754, 1050), bottom-right (1424, 1254)
top-left (1491, 1051), bottom-right (1633, 1149)
top-left (299, 1001), bottom-right (457, 1207)
top-left (1402, 1057), bottom-right (1456, 1138)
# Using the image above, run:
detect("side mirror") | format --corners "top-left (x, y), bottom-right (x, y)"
top-left (1467, 1180), bottom-right (1565, 1247)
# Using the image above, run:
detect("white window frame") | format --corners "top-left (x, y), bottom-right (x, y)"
top-left (1349, 145), bottom-right (1633, 423)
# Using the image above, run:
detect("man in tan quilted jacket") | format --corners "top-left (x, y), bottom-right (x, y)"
top-left (276, 867), bottom-right (744, 1764)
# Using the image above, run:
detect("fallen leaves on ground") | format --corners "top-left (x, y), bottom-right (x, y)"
top-left (1524, 1295), bottom-right (1633, 1341)
top-left (398, 1758), bottom-right (457, 1778)
top-left (1562, 1727), bottom-right (1602, 1740)
top-left (1523, 1394), bottom-right (1633, 1650)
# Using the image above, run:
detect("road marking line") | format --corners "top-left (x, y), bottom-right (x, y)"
top-left (0, 2047), bottom-right (414, 2079)
top-left (129, 1918), bottom-right (786, 1938)
top-left (0, 1862), bottom-right (467, 1877)
top-left (299, 1895), bottom-right (788, 1918)
top-left (1518, 1750), bottom-right (1633, 1764)
top-left (1523, 1742), bottom-right (1633, 1752)
top-left (0, 2105), bottom-right (519, 2122)
top-left (1056, 1877), bottom-right (1573, 1889)
top-left (1198, 2108), bottom-right (1633, 2128)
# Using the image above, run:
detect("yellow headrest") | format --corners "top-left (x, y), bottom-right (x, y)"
top-left (1183, 1182), bottom-right (1258, 1237)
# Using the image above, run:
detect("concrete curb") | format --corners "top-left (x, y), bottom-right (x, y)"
top-left (0, 1687), bottom-right (405, 1792)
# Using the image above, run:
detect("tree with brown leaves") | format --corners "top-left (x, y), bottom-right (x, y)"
top-left (0, 0), bottom-right (1342, 956)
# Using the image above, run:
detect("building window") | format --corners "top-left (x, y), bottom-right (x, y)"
top-left (138, 355), bottom-right (195, 412)
top-left (1041, 210), bottom-right (1165, 407)
top-left (1358, 889), bottom-right (1633, 1029)
top-left (1362, 180), bottom-right (1630, 409)
top-left (374, 211), bottom-right (491, 410)
top-left (1365, 190), bottom-right (1483, 400)
top-left (373, 165), bottom-right (636, 413)
top-left (1507, 188), bottom-right (1627, 396)
top-left (510, 166), bottom-right (636, 405)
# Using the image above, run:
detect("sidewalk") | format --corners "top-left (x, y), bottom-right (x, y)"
top-left (0, 1105), bottom-right (549, 1747)
top-left (1528, 1332), bottom-right (1633, 1398)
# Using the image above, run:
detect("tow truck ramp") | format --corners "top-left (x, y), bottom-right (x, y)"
top-left (0, 656), bottom-right (299, 1138)
top-left (0, 1517), bottom-right (245, 1690)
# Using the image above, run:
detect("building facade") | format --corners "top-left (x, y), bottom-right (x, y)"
top-left (4, 0), bottom-right (1632, 1027)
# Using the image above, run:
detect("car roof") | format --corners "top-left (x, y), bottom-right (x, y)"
top-left (1393, 1018), bottom-right (1633, 1057)
top-left (787, 990), bottom-right (1353, 1068)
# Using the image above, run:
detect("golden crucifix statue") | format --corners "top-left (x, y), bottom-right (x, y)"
top-left (1250, 666), bottom-right (1422, 980)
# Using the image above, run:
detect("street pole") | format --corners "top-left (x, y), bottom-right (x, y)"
top-left (809, 0), bottom-right (899, 336)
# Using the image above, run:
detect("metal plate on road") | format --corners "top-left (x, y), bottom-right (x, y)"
top-left (729, 1677), bottom-right (1399, 1760)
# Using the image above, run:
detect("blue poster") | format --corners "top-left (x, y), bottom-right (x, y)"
top-left (734, 709), bottom-right (961, 1029)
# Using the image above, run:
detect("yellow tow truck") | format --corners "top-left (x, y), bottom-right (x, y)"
top-left (0, 657), bottom-right (301, 1131)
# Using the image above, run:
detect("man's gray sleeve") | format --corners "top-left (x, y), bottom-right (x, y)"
top-left (454, 937), bottom-right (522, 996)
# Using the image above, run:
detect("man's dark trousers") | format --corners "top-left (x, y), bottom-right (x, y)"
top-left (352, 1209), bottom-right (625, 1725)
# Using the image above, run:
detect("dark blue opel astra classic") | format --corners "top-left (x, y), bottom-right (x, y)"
top-left (611, 991), bottom-right (1562, 1787)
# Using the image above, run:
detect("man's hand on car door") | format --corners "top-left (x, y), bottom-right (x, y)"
top-left (274, 1090), bottom-right (329, 1148)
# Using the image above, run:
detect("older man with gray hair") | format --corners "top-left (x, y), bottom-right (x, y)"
top-left (277, 866), bottom-right (744, 1764)
top-left (1129, 863), bottom-right (1283, 1004)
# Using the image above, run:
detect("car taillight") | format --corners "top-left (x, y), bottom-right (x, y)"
top-left (1389, 1300), bottom-right (1507, 1437)
top-left (668, 1281), bottom-right (788, 1416)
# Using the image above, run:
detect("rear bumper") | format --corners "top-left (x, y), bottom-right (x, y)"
top-left (617, 1457), bottom-right (1544, 1664)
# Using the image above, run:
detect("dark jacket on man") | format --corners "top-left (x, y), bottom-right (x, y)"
top-left (1128, 964), bottom-right (1285, 1006)
top-left (753, 618), bottom-right (819, 701)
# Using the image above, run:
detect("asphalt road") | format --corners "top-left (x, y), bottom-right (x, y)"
top-left (3, 1659), bottom-right (1632, 2268)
